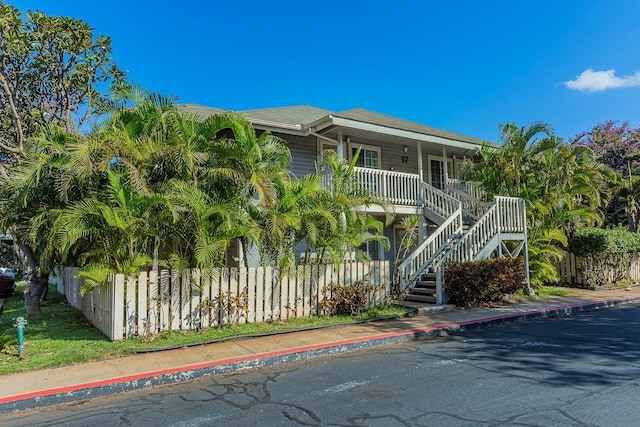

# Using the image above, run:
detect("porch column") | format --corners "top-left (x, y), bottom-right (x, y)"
top-left (337, 129), bottom-right (345, 159)
top-left (453, 154), bottom-right (457, 180)
top-left (418, 219), bottom-right (427, 243)
top-left (417, 141), bottom-right (423, 182)
top-left (442, 145), bottom-right (449, 183)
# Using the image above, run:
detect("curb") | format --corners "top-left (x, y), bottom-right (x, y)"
top-left (1, 295), bottom-right (639, 414)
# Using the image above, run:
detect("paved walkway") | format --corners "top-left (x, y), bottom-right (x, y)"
top-left (1, 287), bottom-right (639, 414)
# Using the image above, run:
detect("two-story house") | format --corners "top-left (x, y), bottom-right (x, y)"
top-left (184, 104), bottom-right (529, 304)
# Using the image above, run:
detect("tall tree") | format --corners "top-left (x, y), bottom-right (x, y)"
top-left (571, 121), bottom-right (640, 177)
top-left (0, 4), bottom-right (124, 176)
top-left (571, 120), bottom-right (640, 230)
top-left (0, 4), bottom-right (124, 314)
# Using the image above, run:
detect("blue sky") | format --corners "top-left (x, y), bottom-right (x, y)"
top-left (8, 0), bottom-right (640, 142)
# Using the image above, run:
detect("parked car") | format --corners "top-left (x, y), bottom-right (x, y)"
top-left (0, 268), bottom-right (15, 297)
top-left (0, 267), bottom-right (15, 277)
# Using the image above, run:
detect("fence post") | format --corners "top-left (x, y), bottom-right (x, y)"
top-left (137, 271), bottom-right (148, 338)
top-left (111, 274), bottom-right (125, 341)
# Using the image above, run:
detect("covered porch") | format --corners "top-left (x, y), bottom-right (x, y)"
top-left (310, 108), bottom-right (487, 209)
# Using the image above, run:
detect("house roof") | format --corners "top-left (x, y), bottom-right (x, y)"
top-left (179, 104), bottom-right (491, 146)
top-left (333, 108), bottom-right (486, 146)
top-left (179, 104), bottom-right (228, 118)
top-left (238, 105), bottom-right (333, 128)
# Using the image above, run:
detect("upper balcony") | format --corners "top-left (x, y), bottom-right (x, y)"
top-left (322, 167), bottom-right (464, 220)
top-left (352, 167), bottom-right (423, 206)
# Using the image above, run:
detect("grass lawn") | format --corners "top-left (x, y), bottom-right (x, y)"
top-left (0, 282), bottom-right (411, 376)
top-left (507, 285), bottom-right (577, 303)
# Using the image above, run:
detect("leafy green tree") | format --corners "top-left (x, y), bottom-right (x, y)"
top-left (0, 4), bottom-right (123, 314)
top-left (1, 126), bottom-right (92, 315)
top-left (0, 4), bottom-right (124, 176)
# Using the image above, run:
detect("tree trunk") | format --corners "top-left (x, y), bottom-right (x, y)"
top-left (627, 205), bottom-right (637, 233)
top-left (17, 238), bottom-right (48, 316)
top-left (24, 272), bottom-right (48, 317)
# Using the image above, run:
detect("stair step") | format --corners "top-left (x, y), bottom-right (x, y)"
top-left (405, 294), bottom-right (437, 303)
top-left (409, 288), bottom-right (436, 296)
top-left (421, 272), bottom-right (437, 280)
top-left (414, 281), bottom-right (436, 289)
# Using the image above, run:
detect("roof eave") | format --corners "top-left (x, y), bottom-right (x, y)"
top-left (330, 116), bottom-right (485, 151)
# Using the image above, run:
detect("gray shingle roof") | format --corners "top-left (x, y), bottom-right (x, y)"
top-left (179, 104), bottom-right (488, 145)
top-left (334, 108), bottom-right (486, 145)
top-left (237, 105), bottom-right (332, 127)
top-left (179, 104), bottom-right (229, 119)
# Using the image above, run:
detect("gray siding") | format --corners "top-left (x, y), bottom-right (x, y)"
top-left (277, 133), bottom-right (318, 178)
top-left (244, 241), bottom-right (260, 268)
top-left (380, 143), bottom-right (419, 175)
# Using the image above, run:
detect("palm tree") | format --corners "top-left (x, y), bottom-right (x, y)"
top-left (93, 90), bottom-right (278, 270)
top-left (312, 150), bottom-right (391, 264)
top-left (50, 169), bottom-right (163, 293)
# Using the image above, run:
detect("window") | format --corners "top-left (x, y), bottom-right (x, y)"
top-left (350, 144), bottom-right (380, 169)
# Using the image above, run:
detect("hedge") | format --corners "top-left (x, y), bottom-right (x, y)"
top-left (444, 258), bottom-right (525, 308)
top-left (569, 228), bottom-right (640, 287)
top-left (570, 228), bottom-right (640, 256)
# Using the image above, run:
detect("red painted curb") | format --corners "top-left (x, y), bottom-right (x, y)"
top-left (1, 295), bottom-right (638, 406)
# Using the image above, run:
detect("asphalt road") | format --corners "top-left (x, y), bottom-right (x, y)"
top-left (2, 304), bottom-right (639, 426)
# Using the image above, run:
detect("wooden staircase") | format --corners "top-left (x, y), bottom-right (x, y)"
top-left (407, 272), bottom-right (438, 303)
top-left (400, 181), bottom-right (528, 304)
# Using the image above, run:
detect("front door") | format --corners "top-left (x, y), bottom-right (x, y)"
top-left (428, 156), bottom-right (453, 190)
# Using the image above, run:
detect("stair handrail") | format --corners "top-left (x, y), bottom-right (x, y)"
top-left (441, 196), bottom-right (527, 265)
top-left (396, 205), bottom-right (463, 290)
top-left (444, 182), bottom-right (490, 220)
top-left (403, 194), bottom-right (528, 304)
top-left (446, 178), bottom-right (486, 201)
top-left (422, 182), bottom-right (460, 220)
top-left (395, 182), bottom-right (461, 291)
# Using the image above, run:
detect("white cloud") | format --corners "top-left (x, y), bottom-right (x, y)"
top-left (565, 69), bottom-right (640, 93)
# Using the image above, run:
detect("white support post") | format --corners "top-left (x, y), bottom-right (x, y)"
top-left (442, 145), bottom-right (449, 183)
top-left (521, 199), bottom-right (532, 295)
top-left (436, 269), bottom-right (443, 305)
top-left (337, 129), bottom-right (345, 159)
top-left (453, 154), bottom-right (457, 179)
top-left (417, 141), bottom-right (423, 182)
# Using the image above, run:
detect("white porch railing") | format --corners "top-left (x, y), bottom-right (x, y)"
top-left (323, 168), bottom-right (468, 214)
top-left (352, 167), bottom-right (423, 205)
top-left (422, 182), bottom-right (461, 220)
top-left (446, 178), bottom-right (486, 201)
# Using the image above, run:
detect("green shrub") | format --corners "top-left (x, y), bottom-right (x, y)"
top-left (444, 258), bottom-right (525, 308)
top-left (571, 228), bottom-right (640, 256)
top-left (570, 228), bottom-right (640, 288)
top-left (320, 281), bottom-right (372, 315)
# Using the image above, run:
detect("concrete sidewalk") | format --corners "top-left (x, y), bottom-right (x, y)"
top-left (1, 287), bottom-right (640, 414)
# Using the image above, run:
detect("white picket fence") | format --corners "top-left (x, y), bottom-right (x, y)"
top-left (51, 261), bottom-right (391, 341)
